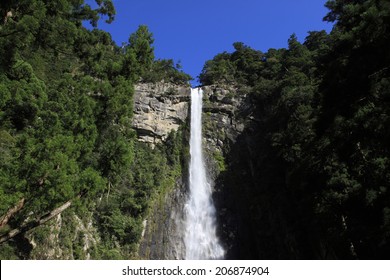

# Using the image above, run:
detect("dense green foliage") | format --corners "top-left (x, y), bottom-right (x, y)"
top-left (203, 0), bottom-right (390, 259)
top-left (122, 25), bottom-right (191, 84)
top-left (0, 0), bottom-right (189, 259)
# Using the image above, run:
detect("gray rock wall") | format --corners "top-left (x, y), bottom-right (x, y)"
top-left (132, 83), bottom-right (190, 146)
top-left (133, 83), bottom-right (190, 259)
top-left (201, 85), bottom-right (253, 181)
top-left (138, 179), bottom-right (187, 260)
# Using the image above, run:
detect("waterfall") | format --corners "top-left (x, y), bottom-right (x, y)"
top-left (184, 87), bottom-right (224, 260)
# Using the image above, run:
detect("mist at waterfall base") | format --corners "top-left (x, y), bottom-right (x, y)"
top-left (184, 88), bottom-right (225, 260)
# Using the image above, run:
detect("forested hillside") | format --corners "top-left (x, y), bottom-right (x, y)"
top-left (0, 0), bottom-right (190, 259)
top-left (201, 0), bottom-right (390, 259)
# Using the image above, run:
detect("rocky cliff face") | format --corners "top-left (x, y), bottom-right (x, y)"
top-left (203, 86), bottom-right (242, 150)
top-left (138, 178), bottom-right (187, 260)
top-left (132, 83), bottom-right (190, 146)
top-left (136, 83), bottom-right (256, 260)
top-left (132, 82), bottom-right (304, 259)
top-left (200, 85), bottom-right (258, 258)
top-left (25, 213), bottom-right (100, 260)
top-left (119, 82), bottom-right (331, 260)
top-left (133, 82), bottom-right (190, 259)
top-left (202, 85), bottom-right (250, 152)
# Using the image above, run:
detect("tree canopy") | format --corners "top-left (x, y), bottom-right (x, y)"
top-left (201, 0), bottom-right (390, 259)
top-left (0, 0), bottom-right (190, 259)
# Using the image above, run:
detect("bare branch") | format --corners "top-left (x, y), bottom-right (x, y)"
top-left (0, 198), bottom-right (25, 229)
top-left (0, 194), bottom-right (82, 244)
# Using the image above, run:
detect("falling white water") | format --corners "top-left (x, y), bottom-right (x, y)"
top-left (184, 88), bottom-right (225, 260)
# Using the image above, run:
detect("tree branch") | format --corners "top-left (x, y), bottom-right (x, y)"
top-left (0, 198), bottom-right (25, 229)
top-left (0, 194), bottom-right (82, 244)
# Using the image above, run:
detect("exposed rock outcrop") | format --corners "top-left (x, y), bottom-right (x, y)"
top-left (200, 85), bottom-right (254, 186)
top-left (202, 85), bottom-right (251, 153)
top-left (132, 83), bottom-right (190, 146)
top-left (132, 82), bottom-right (192, 259)
top-left (138, 178), bottom-right (187, 260)
top-left (27, 213), bottom-right (99, 260)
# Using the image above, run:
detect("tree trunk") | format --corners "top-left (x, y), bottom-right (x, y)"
top-left (0, 195), bottom-right (79, 244)
top-left (0, 198), bottom-right (25, 229)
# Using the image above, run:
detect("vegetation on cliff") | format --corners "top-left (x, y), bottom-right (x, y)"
top-left (0, 0), bottom-right (189, 259)
top-left (201, 0), bottom-right (390, 259)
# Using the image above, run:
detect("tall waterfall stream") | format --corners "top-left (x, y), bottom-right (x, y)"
top-left (183, 88), bottom-right (225, 259)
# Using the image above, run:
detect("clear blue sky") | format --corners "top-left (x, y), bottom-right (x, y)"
top-left (87, 0), bottom-right (333, 85)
